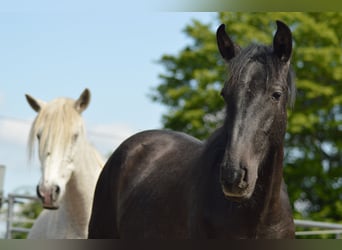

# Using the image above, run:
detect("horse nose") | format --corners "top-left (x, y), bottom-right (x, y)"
top-left (221, 166), bottom-right (248, 189)
top-left (36, 184), bottom-right (61, 209)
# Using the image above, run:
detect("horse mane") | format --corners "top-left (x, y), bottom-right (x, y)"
top-left (27, 98), bottom-right (85, 161)
top-left (201, 126), bottom-right (228, 172)
top-left (223, 44), bottom-right (296, 108)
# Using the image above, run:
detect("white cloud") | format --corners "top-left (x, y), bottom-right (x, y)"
top-left (87, 123), bottom-right (138, 158)
top-left (0, 118), bottom-right (31, 146)
top-left (0, 117), bottom-right (138, 161)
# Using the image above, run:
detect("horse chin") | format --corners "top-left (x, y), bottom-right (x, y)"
top-left (221, 185), bottom-right (252, 202)
top-left (40, 196), bottom-right (60, 210)
top-left (43, 204), bottom-right (59, 210)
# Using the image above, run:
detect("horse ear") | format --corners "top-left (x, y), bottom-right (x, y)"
top-left (216, 24), bottom-right (239, 61)
top-left (25, 94), bottom-right (46, 112)
top-left (273, 20), bottom-right (292, 63)
top-left (75, 88), bottom-right (91, 113)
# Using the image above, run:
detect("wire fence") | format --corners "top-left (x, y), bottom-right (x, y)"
top-left (1, 193), bottom-right (342, 239)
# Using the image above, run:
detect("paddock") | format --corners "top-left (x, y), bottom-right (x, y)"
top-left (0, 193), bottom-right (341, 239)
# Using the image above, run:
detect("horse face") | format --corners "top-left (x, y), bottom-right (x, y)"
top-left (36, 126), bottom-right (80, 209)
top-left (26, 89), bottom-right (90, 209)
top-left (216, 21), bottom-right (293, 201)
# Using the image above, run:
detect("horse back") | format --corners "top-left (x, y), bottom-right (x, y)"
top-left (88, 129), bottom-right (203, 238)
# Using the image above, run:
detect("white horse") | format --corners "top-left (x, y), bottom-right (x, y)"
top-left (25, 88), bottom-right (104, 239)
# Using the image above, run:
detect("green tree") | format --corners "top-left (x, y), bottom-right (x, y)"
top-left (11, 200), bottom-right (42, 239)
top-left (151, 12), bottom-right (342, 228)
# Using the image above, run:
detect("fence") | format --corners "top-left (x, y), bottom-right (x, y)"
top-left (1, 193), bottom-right (342, 239)
top-left (294, 219), bottom-right (342, 239)
top-left (4, 193), bottom-right (39, 239)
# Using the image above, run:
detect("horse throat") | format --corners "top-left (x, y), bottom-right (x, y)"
top-left (253, 144), bottom-right (293, 237)
top-left (63, 145), bottom-right (103, 237)
top-left (257, 145), bottom-right (285, 208)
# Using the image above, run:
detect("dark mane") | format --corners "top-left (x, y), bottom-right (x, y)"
top-left (202, 126), bottom-right (227, 167)
top-left (286, 65), bottom-right (296, 107)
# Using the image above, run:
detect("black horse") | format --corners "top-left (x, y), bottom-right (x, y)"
top-left (88, 20), bottom-right (296, 239)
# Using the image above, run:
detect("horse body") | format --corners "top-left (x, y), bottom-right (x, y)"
top-left (88, 21), bottom-right (295, 239)
top-left (89, 129), bottom-right (293, 239)
top-left (89, 130), bottom-right (203, 238)
top-left (26, 89), bottom-right (104, 239)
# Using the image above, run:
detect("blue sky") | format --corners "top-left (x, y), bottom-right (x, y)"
top-left (0, 1), bottom-right (218, 201)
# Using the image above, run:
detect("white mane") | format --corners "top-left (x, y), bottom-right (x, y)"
top-left (28, 98), bottom-right (85, 161)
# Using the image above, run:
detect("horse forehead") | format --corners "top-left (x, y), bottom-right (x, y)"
top-left (34, 99), bottom-right (83, 148)
top-left (232, 57), bottom-right (287, 92)
top-left (242, 60), bottom-right (266, 81)
top-left (44, 98), bottom-right (76, 113)
top-left (37, 99), bottom-right (80, 124)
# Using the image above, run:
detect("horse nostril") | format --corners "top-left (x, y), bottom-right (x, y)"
top-left (222, 166), bottom-right (248, 189)
top-left (224, 169), bottom-right (239, 185)
top-left (55, 185), bottom-right (60, 195)
top-left (36, 185), bottom-right (43, 199)
top-left (239, 168), bottom-right (248, 189)
top-left (241, 167), bottom-right (248, 182)
top-left (51, 185), bottom-right (61, 201)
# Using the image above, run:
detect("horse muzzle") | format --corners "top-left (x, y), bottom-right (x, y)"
top-left (220, 166), bottom-right (252, 201)
top-left (36, 185), bottom-right (60, 210)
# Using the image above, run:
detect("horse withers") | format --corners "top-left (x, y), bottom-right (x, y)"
top-left (88, 20), bottom-right (296, 239)
top-left (26, 89), bottom-right (104, 238)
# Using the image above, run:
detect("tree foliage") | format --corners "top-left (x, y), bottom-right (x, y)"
top-left (151, 12), bottom-right (342, 224)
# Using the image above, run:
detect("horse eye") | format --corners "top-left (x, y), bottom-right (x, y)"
top-left (220, 89), bottom-right (225, 98)
top-left (271, 91), bottom-right (282, 101)
top-left (72, 133), bottom-right (79, 142)
top-left (37, 134), bottom-right (41, 140)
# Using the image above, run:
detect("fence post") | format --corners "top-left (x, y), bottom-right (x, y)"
top-left (0, 165), bottom-right (5, 208)
top-left (5, 194), bottom-right (14, 239)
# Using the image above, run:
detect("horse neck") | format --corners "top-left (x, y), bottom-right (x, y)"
top-left (256, 144), bottom-right (284, 208)
top-left (199, 126), bottom-right (292, 238)
top-left (253, 143), bottom-right (295, 238)
top-left (62, 139), bottom-right (104, 231)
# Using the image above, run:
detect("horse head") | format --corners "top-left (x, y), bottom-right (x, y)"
top-left (26, 89), bottom-right (91, 209)
top-left (216, 21), bottom-right (295, 201)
